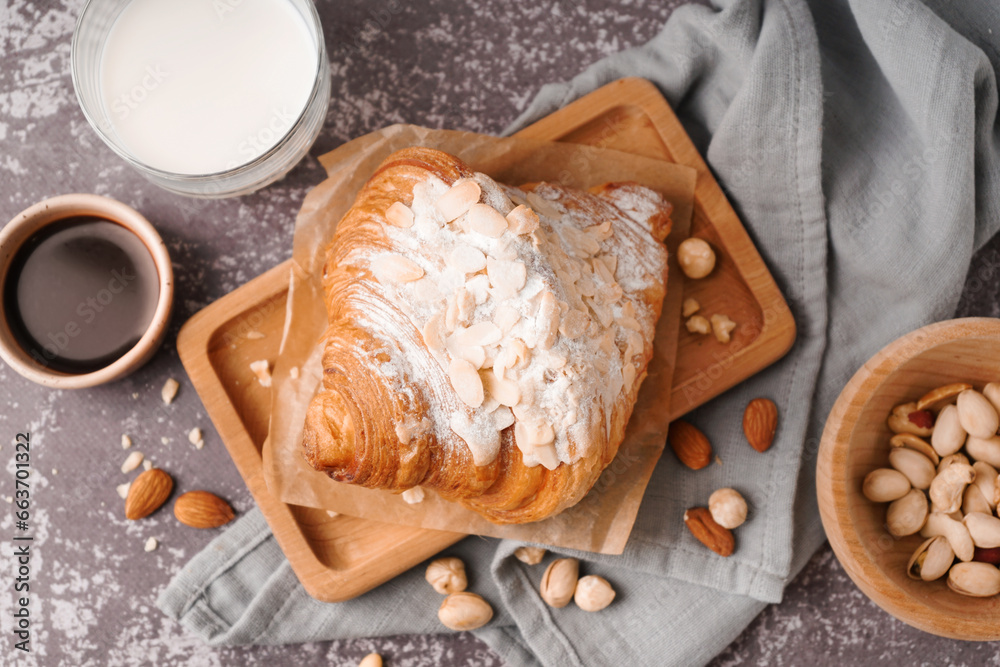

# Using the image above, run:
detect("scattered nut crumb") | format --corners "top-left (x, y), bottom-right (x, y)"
top-left (715, 455), bottom-right (723, 466)
top-left (132, 392), bottom-right (139, 399)
top-left (249, 360), bottom-right (272, 387)
top-left (144, 537), bottom-right (158, 552)
top-left (161, 437), bottom-right (169, 445)
top-left (289, 366), bottom-right (300, 380)
top-left (246, 331), bottom-right (266, 340)
top-left (711, 314), bottom-right (737, 344)
top-left (121, 451), bottom-right (144, 473)
top-left (142, 460), bottom-right (153, 471)
top-left (686, 315), bottom-right (711, 334)
top-left (188, 427), bottom-right (204, 448)
top-left (5, 496), bottom-right (12, 504)
top-left (116, 483), bottom-right (131, 499)
top-left (51, 468), bottom-right (58, 475)
top-left (161, 378), bottom-right (180, 404)
top-left (682, 297), bottom-right (700, 318)
top-left (121, 434), bottom-right (132, 449)
top-left (401, 487), bottom-right (425, 504)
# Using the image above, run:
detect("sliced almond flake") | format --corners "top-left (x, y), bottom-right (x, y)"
top-left (585, 220), bottom-right (614, 242)
top-left (245, 331), bottom-right (266, 340)
top-left (486, 257), bottom-right (527, 294)
top-left (526, 191), bottom-right (563, 219)
top-left (535, 443), bottom-right (560, 470)
top-left (249, 360), bottom-right (272, 387)
top-left (386, 201), bottom-right (415, 228)
top-left (449, 411), bottom-right (501, 466)
top-left (456, 322), bottom-right (503, 347)
top-left (535, 291), bottom-right (561, 350)
top-left (576, 275), bottom-right (597, 297)
top-left (595, 283), bottom-right (624, 307)
top-left (143, 460), bottom-right (153, 471)
top-left (413, 278), bottom-right (442, 302)
top-left (559, 309), bottom-right (590, 339)
top-left (542, 351), bottom-right (568, 370)
top-left (481, 395), bottom-right (501, 414)
top-left (494, 406), bottom-right (515, 431)
top-left (622, 301), bottom-right (637, 319)
top-left (371, 254), bottom-right (424, 283)
top-left (121, 434), bottom-right (132, 450)
top-left (188, 427), bottom-right (203, 445)
top-left (618, 316), bottom-right (642, 332)
top-left (586, 297), bottom-right (614, 329)
top-left (623, 363), bottom-right (637, 394)
top-left (599, 254), bottom-right (618, 277)
top-left (624, 329), bottom-right (644, 360)
top-left (493, 305), bottom-right (520, 334)
top-left (491, 235), bottom-right (518, 261)
top-left (591, 256), bottom-right (614, 284)
top-left (422, 313), bottom-right (446, 352)
top-left (466, 274), bottom-right (491, 304)
top-left (506, 205), bottom-right (540, 235)
top-left (436, 180), bottom-right (481, 221)
top-left (116, 482), bottom-right (131, 500)
top-left (484, 370), bottom-right (521, 407)
top-left (401, 487), bottom-right (426, 504)
top-left (448, 244), bottom-right (487, 274)
top-left (121, 451), bottom-right (144, 473)
top-left (449, 359), bottom-right (484, 408)
top-left (455, 287), bottom-right (476, 326)
top-left (161, 378), bottom-right (179, 405)
top-left (467, 203), bottom-right (508, 237)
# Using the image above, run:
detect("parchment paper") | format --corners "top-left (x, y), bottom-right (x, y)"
top-left (261, 124), bottom-right (695, 554)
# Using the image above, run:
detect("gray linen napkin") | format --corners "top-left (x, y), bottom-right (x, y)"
top-left (158, 0), bottom-right (1000, 664)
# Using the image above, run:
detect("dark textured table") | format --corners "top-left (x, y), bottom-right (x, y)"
top-left (4, 0), bottom-right (1000, 665)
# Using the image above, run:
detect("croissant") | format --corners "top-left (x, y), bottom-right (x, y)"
top-left (301, 146), bottom-right (673, 524)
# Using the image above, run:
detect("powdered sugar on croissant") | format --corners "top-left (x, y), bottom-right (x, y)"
top-left (302, 147), bottom-right (672, 524)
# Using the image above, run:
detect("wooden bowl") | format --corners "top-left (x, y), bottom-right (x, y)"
top-left (818, 317), bottom-right (1000, 640)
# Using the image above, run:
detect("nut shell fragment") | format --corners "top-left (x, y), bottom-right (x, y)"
top-left (916, 382), bottom-right (971, 412)
top-left (907, 536), bottom-right (954, 581)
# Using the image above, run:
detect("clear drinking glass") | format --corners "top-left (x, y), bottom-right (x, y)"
top-left (71, 0), bottom-right (330, 198)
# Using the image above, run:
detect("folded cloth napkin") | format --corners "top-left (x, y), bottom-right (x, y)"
top-left (158, 0), bottom-right (1000, 664)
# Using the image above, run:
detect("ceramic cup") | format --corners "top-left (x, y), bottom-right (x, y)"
top-left (0, 194), bottom-right (173, 388)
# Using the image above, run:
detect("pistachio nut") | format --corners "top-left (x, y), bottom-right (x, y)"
top-left (862, 468), bottom-right (911, 503)
top-left (888, 402), bottom-right (934, 437)
top-left (513, 546), bottom-right (546, 565)
top-left (964, 512), bottom-right (1000, 549)
top-left (937, 452), bottom-right (970, 474)
top-left (425, 557), bottom-right (468, 595)
top-left (886, 488), bottom-right (928, 537)
top-left (983, 382), bottom-right (1000, 417)
top-left (888, 447), bottom-right (936, 490)
top-left (539, 558), bottom-right (579, 608)
top-left (889, 433), bottom-right (940, 465)
top-left (921, 511), bottom-right (975, 562)
top-left (907, 536), bottom-right (955, 581)
top-left (437, 592), bottom-right (493, 630)
top-left (963, 483), bottom-right (992, 516)
top-left (930, 404), bottom-right (966, 457)
top-left (917, 382), bottom-right (972, 412)
top-left (957, 389), bottom-right (1000, 439)
top-left (948, 561), bottom-right (1000, 597)
top-left (928, 462), bottom-right (975, 514)
top-left (573, 575), bottom-right (616, 612)
top-left (972, 461), bottom-right (1000, 509)
top-left (965, 436), bottom-right (1000, 469)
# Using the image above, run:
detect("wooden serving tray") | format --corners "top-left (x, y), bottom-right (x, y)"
top-left (177, 78), bottom-right (795, 602)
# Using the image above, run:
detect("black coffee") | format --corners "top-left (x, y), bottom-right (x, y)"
top-left (3, 217), bottom-right (160, 374)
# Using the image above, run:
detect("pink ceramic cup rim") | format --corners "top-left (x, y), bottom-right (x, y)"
top-left (0, 194), bottom-right (173, 389)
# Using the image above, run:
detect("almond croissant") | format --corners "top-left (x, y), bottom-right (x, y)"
top-left (301, 147), bottom-right (672, 524)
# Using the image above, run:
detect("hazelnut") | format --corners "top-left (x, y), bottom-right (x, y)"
top-left (437, 592), bottom-right (493, 630)
top-left (513, 546), bottom-right (546, 565)
top-left (677, 238), bottom-right (716, 279)
top-left (425, 557), bottom-right (467, 594)
top-left (573, 575), bottom-right (616, 612)
top-left (708, 488), bottom-right (748, 529)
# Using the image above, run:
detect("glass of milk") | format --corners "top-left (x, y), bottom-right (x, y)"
top-left (71, 0), bottom-right (330, 198)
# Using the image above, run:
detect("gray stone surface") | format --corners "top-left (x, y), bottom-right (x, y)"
top-left (2, 0), bottom-right (999, 665)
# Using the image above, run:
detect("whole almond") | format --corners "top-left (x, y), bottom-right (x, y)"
top-left (743, 398), bottom-right (778, 453)
top-left (174, 491), bottom-right (235, 529)
top-left (669, 421), bottom-right (712, 470)
top-left (683, 507), bottom-right (734, 556)
top-left (125, 468), bottom-right (173, 520)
